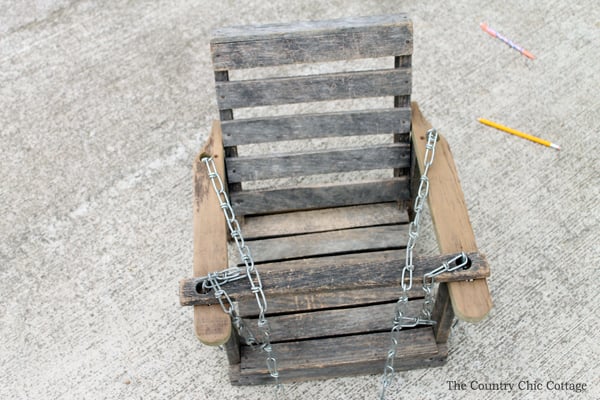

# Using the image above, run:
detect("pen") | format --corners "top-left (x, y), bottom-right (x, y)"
top-left (480, 22), bottom-right (535, 60)
top-left (478, 118), bottom-right (561, 150)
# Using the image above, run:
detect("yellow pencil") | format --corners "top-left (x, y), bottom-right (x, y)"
top-left (477, 118), bottom-right (561, 151)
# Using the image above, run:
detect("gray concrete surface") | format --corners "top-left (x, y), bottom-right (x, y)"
top-left (1, 1), bottom-right (598, 399)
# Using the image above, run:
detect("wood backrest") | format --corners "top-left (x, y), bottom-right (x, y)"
top-left (211, 14), bottom-right (413, 216)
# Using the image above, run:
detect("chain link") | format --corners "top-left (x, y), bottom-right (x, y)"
top-left (402, 128), bottom-right (438, 291)
top-left (201, 156), bottom-right (282, 394)
top-left (199, 267), bottom-right (244, 291)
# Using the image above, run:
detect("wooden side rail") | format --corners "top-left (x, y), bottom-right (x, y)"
top-left (411, 102), bottom-right (493, 322)
top-left (193, 121), bottom-right (232, 345)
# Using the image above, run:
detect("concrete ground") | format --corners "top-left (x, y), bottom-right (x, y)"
top-left (1, 1), bottom-right (598, 399)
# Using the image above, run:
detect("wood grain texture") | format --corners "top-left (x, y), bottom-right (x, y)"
top-left (241, 203), bottom-right (409, 239)
top-left (230, 177), bottom-right (410, 216)
top-left (226, 143), bottom-right (410, 183)
top-left (246, 224), bottom-right (409, 263)
top-left (223, 330), bottom-right (241, 365)
top-left (431, 282), bottom-right (454, 343)
top-left (411, 102), bottom-right (492, 322)
top-left (211, 14), bottom-right (412, 70)
top-left (215, 68), bottom-right (411, 109)
top-left (231, 329), bottom-right (444, 385)
top-left (237, 286), bottom-right (424, 317)
top-left (179, 251), bottom-right (489, 306)
top-left (233, 250), bottom-right (423, 316)
top-left (245, 301), bottom-right (424, 342)
top-left (221, 108), bottom-right (411, 146)
top-left (214, 71), bottom-right (242, 194)
top-left (394, 54), bottom-right (411, 180)
top-left (215, 71), bottom-right (233, 120)
top-left (192, 121), bottom-right (232, 345)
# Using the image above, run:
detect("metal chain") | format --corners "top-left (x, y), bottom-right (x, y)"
top-left (380, 128), bottom-right (471, 400)
top-left (201, 156), bottom-right (283, 397)
top-left (200, 267), bottom-right (244, 291)
top-left (402, 128), bottom-right (439, 291)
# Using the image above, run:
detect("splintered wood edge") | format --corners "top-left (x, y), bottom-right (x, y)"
top-left (411, 102), bottom-right (492, 322)
top-left (193, 120), bottom-right (231, 345)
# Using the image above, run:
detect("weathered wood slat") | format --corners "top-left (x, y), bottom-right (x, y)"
top-left (245, 329), bottom-right (437, 370)
top-left (238, 286), bottom-right (424, 317)
top-left (214, 71), bottom-right (243, 195)
top-left (256, 237), bottom-right (407, 268)
top-left (215, 71), bottom-right (233, 121)
top-left (226, 143), bottom-right (410, 183)
top-left (237, 250), bottom-right (421, 316)
top-left (242, 203), bottom-right (409, 240)
top-left (232, 348), bottom-right (447, 385)
top-left (245, 224), bottom-right (407, 263)
top-left (411, 102), bottom-right (493, 323)
top-left (215, 68), bottom-right (411, 109)
top-left (193, 121), bottom-right (232, 346)
top-left (211, 14), bottom-right (412, 70)
top-left (231, 329), bottom-right (443, 385)
top-left (179, 251), bottom-right (489, 306)
top-left (230, 177), bottom-right (410, 215)
top-left (212, 14), bottom-right (410, 42)
top-left (221, 108), bottom-right (411, 146)
top-left (246, 301), bottom-right (424, 343)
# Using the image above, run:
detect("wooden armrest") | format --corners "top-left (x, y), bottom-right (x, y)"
top-left (411, 102), bottom-right (492, 322)
top-left (192, 120), bottom-right (232, 345)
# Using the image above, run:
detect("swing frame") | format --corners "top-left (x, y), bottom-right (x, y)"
top-left (179, 14), bottom-right (492, 385)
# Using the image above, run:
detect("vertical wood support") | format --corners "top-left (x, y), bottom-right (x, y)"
top-left (215, 71), bottom-right (234, 121)
top-left (395, 55), bottom-right (412, 209)
top-left (214, 70), bottom-right (243, 196)
top-left (394, 55), bottom-right (411, 110)
top-left (408, 142), bottom-right (419, 221)
top-left (224, 328), bottom-right (241, 365)
top-left (393, 55), bottom-right (411, 146)
top-left (432, 283), bottom-right (454, 343)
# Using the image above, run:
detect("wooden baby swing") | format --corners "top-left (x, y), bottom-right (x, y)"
top-left (179, 13), bottom-right (492, 396)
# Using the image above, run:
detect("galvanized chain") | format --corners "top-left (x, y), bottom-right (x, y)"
top-left (200, 267), bottom-right (245, 291)
top-left (380, 128), bottom-right (471, 399)
top-left (201, 156), bottom-right (283, 397)
top-left (402, 128), bottom-right (438, 292)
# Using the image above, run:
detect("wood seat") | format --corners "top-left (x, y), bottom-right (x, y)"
top-left (180, 13), bottom-right (492, 385)
top-left (242, 202), bottom-right (409, 239)
top-left (239, 203), bottom-right (410, 262)
top-left (181, 181), bottom-right (489, 382)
